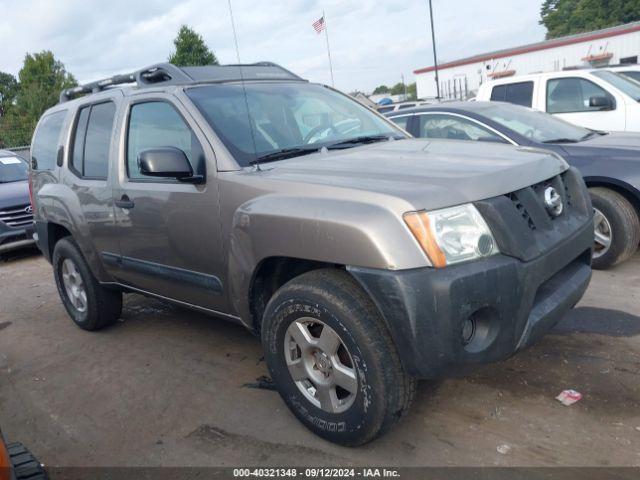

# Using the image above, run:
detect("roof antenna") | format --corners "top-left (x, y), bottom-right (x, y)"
top-left (227, 0), bottom-right (261, 170)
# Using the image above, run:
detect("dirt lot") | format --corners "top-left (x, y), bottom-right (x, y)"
top-left (1, 250), bottom-right (639, 468)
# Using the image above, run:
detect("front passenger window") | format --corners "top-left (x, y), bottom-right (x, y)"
top-left (127, 102), bottom-right (204, 180)
top-left (546, 78), bottom-right (614, 114)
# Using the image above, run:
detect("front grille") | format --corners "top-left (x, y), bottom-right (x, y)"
top-left (474, 167), bottom-right (591, 263)
top-left (505, 173), bottom-right (570, 231)
top-left (507, 192), bottom-right (536, 231)
top-left (0, 204), bottom-right (33, 228)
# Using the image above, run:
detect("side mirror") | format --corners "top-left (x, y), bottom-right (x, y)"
top-left (588, 95), bottom-right (613, 110)
top-left (138, 147), bottom-right (202, 182)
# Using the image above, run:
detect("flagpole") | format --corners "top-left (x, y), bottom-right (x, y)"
top-left (322, 10), bottom-right (335, 87)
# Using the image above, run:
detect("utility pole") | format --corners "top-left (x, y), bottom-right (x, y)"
top-left (427, 0), bottom-right (440, 99)
top-left (401, 73), bottom-right (407, 101)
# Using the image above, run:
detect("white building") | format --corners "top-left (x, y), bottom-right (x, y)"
top-left (414, 21), bottom-right (640, 100)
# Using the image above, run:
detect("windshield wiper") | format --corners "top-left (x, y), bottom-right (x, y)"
top-left (326, 134), bottom-right (395, 150)
top-left (541, 138), bottom-right (579, 144)
top-left (578, 131), bottom-right (602, 141)
top-left (250, 147), bottom-right (321, 164)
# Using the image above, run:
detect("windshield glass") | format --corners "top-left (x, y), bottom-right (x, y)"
top-left (592, 70), bottom-right (640, 101)
top-left (0, 156), bottom-right (28, 183)
top-left (478, 102), bottom-right (591, 143)
top-left (619, 70), bottom-right (640, 83)
top-left (186, 82), bottom-right (404, 166)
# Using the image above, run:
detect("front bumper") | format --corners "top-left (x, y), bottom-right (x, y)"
top-left (348, 219), bottom-right (593, 379)
top-left (0, 222), bottom-right (35, 254)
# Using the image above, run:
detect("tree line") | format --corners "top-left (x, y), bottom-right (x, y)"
top-left (0, 26), bottom-right (217, 149)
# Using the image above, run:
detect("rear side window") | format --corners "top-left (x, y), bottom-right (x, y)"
top-left (417, 113), bottom-right (506, 143)
top-left (490, 82), bottom-right (533, 107)
top-left (31, 111), bottom-right (67, 170)
top-left (71, 102), bottom-right (116, 179)
top-left (126, 101), bottom-right (204, 181)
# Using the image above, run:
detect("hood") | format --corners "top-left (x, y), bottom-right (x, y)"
top-left (560, 132), bottom-right (640, 161)
top-left (579, 132), bottom-right (640, 149)
top-left (255, 139), bottom-right (567, 211)
top-left (0, 180), bottom-right (30, 211)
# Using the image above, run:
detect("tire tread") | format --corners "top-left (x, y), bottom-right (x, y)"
top-left (590, 187), bottom-right (640, 269)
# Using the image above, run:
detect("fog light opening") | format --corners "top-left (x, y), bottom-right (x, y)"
top-left (461, 317), bottom-right (476, 346)
top-left (462, 307), bottom-right (499, 353)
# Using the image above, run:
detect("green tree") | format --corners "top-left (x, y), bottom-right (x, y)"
top-left (168, 25), bottom-right (218, 66)
top-left (390, 82), bottom-right (406, 95)
top-left (540, 0), bottom-right (640, 39)
top-left (406, 82), bottom-right (417, 101)
top-left (0, 72), bottom-right (18, 117)
top-left (372, 85), bottom-right (390, 94)
top-left (0, 51), bottom-right (76, 148)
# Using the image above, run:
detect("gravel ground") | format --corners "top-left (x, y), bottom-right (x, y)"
top-left (0, 249), bottom-right (639, 468)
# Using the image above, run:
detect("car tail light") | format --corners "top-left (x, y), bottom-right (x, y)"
top-left (0, 439), bottom-right (11, 480)
top-left (28, 173), bottom-right (36, 215)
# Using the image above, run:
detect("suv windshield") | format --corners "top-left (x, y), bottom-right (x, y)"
top-left (478, 102), bottom-right (592, 143)
top-left (186, 82), bottom-right (404, 166)
top-left (0, 156), bottom-right (28, 183)
top-left (592, 70), bottom-right (640, 101)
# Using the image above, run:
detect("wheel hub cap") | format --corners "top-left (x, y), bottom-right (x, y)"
top-left (61, 258), bottom-right (87, 313)
top-left (593, 207), bottom-right (612, 259)
top-left (313, 351), bottom-right (332, 375)
top-left (284, 318), bottom-right (358, 414)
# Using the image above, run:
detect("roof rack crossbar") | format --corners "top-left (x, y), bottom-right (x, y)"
top-left (60, 72), bottom-right (136, 103)
top-left (59, 62), bottom-right (304, 103)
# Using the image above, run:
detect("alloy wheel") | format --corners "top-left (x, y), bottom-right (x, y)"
top-left (61, 258), bottom-right (87, 313)
top-left (593, 208), bottom-right (612, 259)
top-left (284, 318), bottom-right (358, 414)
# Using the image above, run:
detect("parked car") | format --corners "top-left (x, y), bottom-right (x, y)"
top-left (31, 62), bottom-right (593, 445)
top-left (0, 430), bottom-right (47, 479)
top-left (0, 151), bottom-right (35, 255)
top-left (386, 101), bottom-right (640, 269)
top-left (376, 101), bottom-right (432, 114)
top-left (476, 69), bottom-right (640, 132)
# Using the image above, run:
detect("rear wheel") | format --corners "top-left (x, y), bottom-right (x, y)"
top-left (261, 269), bottom-right (416, 446)
top-left (53, 237), bottom-right (122, 330)
top-left (589, 188), bottom-right (640, 269)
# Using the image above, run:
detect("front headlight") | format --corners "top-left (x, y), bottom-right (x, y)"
top-left (403, 204), bottom-right (499, 268)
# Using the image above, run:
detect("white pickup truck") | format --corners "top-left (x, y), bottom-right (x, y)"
top-left (476, 69), bottom-right (640, 132)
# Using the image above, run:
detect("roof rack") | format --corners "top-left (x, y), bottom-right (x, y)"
top-left (59, 62), bottom-right (305, 103)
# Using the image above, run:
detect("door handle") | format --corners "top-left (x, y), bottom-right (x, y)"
top-left (115, 195), bottom-right (135, 209)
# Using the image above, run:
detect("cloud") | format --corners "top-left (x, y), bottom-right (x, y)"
top-left (0, 0), bottom-right (546, 93)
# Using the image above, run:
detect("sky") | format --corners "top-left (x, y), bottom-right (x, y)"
top-left (0, 0), bottom-right (547, 93)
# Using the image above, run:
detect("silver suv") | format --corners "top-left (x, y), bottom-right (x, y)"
top-left (30, 63), bottom-right (594, 445)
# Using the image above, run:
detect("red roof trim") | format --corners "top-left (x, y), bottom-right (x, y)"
top-left (414, 23), bottom-right (640, 74)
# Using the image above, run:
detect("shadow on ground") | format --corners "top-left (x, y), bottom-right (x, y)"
top-left (552, 307), bottom-right (640, 337)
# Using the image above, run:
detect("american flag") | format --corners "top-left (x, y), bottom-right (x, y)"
top-left (312, 16), bottom-right (325, 34)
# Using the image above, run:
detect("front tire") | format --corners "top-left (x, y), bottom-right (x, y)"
top-left (590, 188), bottom-right (640, 269)
top-left (261, 269), bottom-right (416, 446)
top-left (53, 237), bottom-right (122, 330)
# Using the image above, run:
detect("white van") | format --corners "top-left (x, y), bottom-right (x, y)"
top-left (476, 69), bottom-right (640, 132)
